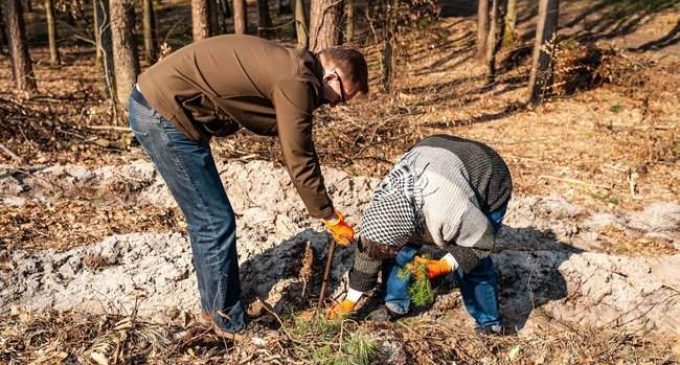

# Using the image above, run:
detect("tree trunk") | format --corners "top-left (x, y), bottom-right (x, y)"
top-left (94, 0), bottom-right (115, 99)
top-left (503, 0), bottom-right (517, 46)
top-left (143, 0), bottom-right (157, 63)
top-left (45, 0), bottom-right (60, 66)
top-left (233, 0), bottom-right (247, 34)
top-left (256, 0), bottom-right (272, 38)
top-left (110, 0), bottom-right (139, 113)
top-left (25, 0), bottom-right (32, 12)
top-left (381, 40), bottom-right (392, 92)
top-left (528, 0), bottom-right (559, 105)
top-left (93, 0), bottom-right (101, 66)
top-left (192, 0), bottom-right (211, 41)
top-left (345, 0), bottom-right (354, 43)
top-left (485, 0), bottom-right (499, 84)
top-left (294, 0), bottom-right (307, 48)
top-left (309, 0), bottom-right (342, 52)
top-left (3, 0), bottom-right (37, 92)
top-left (476, 0), bottom-right (489, 61)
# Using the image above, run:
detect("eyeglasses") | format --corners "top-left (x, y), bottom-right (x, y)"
top-left (333, 70), bottom-right (347, 104)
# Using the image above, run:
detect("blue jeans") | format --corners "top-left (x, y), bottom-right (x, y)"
top-left (383, 204), bottom-right (507, 328)
top-left (127, 89), bottom-right (248, 332)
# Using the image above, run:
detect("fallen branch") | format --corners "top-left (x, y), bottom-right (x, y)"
top-left (87, 125), bottom-right (132, 132)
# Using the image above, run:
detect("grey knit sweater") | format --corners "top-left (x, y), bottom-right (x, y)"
top-left (349, 135), bottom-right (512, 292)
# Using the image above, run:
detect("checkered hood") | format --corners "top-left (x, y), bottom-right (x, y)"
top-left (360, 160), bottom-right (419, 247)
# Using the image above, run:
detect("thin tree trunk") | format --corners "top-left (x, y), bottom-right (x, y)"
top-left (381, 0), bottom-right (396, 92)
top-left (192, 0), bottom-right (211, 40)
top-left (45, 0), bottom-right (60, 66)
top-left (477, 0), bottom-right (489, 61)
top-left (143, 0), bottom-right (157, 63)
top-left (503, 0), bottom-right (517, 46)
top-left (382, 40), bottom-right (392, 92)
top-left (309, 0), bottom-right (342, 52)
top-left (528, 0), bottom-right (559, 105)
top-left (94, 0), bottom-right (114, 99)
top-left (294, 0), bottom-right (307, 48)
top-left (256, 0), bottom-right (272, 38)
top-left (345, 0), bottom-right (354, 43)
top-left (485, 0), bottom-right (498, 84)
top-left (233, 0), bottom-right (247, 34)
top-left (93, 0), bottom-right (101, 66)
top-left (110, 0), bottom-right (139, 114)
top-left (3, 0), bottom-right (37, 92)
top-left (25, 0), bottom-right (32, 12)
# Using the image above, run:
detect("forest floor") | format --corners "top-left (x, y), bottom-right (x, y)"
top-left (1, 0), bottom-right (679, 364)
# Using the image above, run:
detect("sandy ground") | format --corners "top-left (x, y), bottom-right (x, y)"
top-left (2, 161), bottom-right (678, 337)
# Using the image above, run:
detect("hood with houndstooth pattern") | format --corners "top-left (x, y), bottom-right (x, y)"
top-left (360, 161), bottom-right (419, 247)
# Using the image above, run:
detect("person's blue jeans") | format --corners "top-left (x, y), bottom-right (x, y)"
top-left (127, 89), bottom-right (248, 332)
top-left (383, 204), bottom-right (508, 328)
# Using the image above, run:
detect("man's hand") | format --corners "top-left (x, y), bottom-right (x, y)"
top-left (323, 210), bottom-right (355, 246)
top-left (408, 255), bottom-right (456, 280)
top-left (326, 299), bottom-right (356, 319)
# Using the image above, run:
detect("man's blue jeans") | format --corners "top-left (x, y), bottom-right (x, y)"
top-left (127, 89), bottom-right (248, 332)
top-left (383, 204), bottom-right (507, 328)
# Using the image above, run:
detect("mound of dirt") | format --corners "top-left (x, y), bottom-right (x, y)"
top-left (1, 161), bottom-right (678, 337)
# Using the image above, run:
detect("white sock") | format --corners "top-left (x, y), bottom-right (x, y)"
top-left (346, 287), bottom-right (364, 303)
top-left (442, 253), bottom-right (459, 271)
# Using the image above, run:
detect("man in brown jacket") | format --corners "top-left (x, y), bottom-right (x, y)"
top-left (127, 34), bottom-right (368, 337)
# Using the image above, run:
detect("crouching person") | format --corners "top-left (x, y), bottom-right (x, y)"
top-left (328, 135), bottom-right (512, 335)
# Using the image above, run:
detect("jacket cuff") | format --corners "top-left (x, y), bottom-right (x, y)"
top-left (348, 250), bottom-right (382, 292)
top-left (446, 246), bottom-right (489, 273)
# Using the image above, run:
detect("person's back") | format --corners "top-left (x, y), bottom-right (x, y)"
top-left (138, 34), bottom-right (322, 142)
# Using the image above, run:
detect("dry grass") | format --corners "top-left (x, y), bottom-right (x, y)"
top-left (1, 306), bottom-right (676, 364)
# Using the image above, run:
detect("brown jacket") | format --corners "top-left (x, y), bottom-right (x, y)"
top-left (137, 34), bottom-right (333, 218)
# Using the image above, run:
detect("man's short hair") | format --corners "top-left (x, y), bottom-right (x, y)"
top-left (319, 47), bottom-right (369, 95)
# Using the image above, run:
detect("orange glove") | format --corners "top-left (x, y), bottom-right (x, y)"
top-left (326, 299), bottom-right (356, 319)
top-left (323, 210), bottom-right (355, 246)
top-left (409, 256), bottom-right (454, 280)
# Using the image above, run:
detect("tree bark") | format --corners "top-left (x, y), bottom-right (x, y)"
top-left (345, 0), bottom-right (354, 43)
top-left (94, 0), bottom-right (114, 99)
top-left (3, 0), bottom-right (37, 92)
top-left (192, 0), bottom-right (211, 40)
top-left (143, 0), bottom-right (157, 63)
top-left (503, 0), bottom-right (517, 46)
top-left (45, 0), bottom-right (60, 66)
top-left (528, 0), bottom-right (559, 105)
top-left (485, 0), bottom-right (498, 84)
top-left (294, 0), bottom-right (307, 48)
top-left (256, 0), bottom-right (272, 38)
top-left (233, 0), bottom-right (247, 34)
top-left (25, 0), bottom-right (32, 13)
top-left (110, 0), bottom-right (139, 112)
top-left (476, 0), bottom-right (489, 61)
top-left (309, 0), bottom-right (342, 52)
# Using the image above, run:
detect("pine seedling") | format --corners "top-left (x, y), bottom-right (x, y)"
top-left (398, 258), bottom-right (435, 307)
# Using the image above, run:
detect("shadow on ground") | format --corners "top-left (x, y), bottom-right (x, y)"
top-left (238, 224), bottom-right (582, 333)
